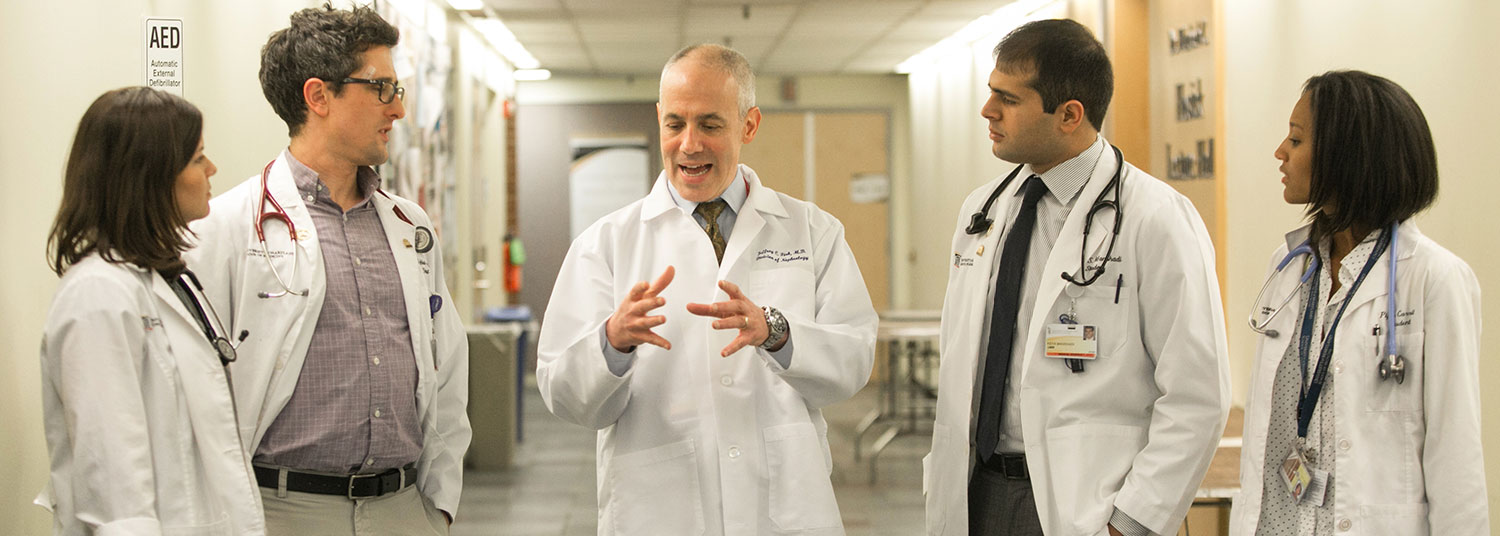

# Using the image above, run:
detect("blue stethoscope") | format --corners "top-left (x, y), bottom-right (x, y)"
top-left (1248, 221), bottom-right (1405, 384)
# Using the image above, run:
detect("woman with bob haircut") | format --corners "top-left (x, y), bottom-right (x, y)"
top-left (37, 86), bottom-right (266, 534)
top-left (1232, 70), bottom-right (1488, 535)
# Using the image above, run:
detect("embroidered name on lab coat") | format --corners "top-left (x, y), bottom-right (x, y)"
top-left (755, 248), bottom-right (810, 264)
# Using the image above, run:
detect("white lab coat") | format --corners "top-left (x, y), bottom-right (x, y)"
top-left (1230, 222), bottom-right (1488, 536)
top-left (923, 148), bottom-right (1232, 536)
top-left (184, 154), bottom-right (471, 515)
top-left (537, 164), bottom-right (877, 535)
top-left (37, 254), bottom-right (265, 535)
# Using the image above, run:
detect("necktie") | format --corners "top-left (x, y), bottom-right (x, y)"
top-left (974, 176), bottom-right (1048, 463)
top-left (695, 199), bottom-right (729, 263)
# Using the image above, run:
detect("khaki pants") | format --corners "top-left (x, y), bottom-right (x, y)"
top-left (260, 484), bottom-right (449, 536)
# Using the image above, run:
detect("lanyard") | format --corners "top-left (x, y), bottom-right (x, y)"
top-left (1295, 230), bottom-right (1390, 439)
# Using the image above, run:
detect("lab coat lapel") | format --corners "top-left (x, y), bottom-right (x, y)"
top-left (720, 165), bottom-right (786, 276)
top-left (1020, 150), bottom-right (1119, 382)
top-left (149, 270), bottom-right (205, 336)
top-left (372, 192), bottom-right (431, 372)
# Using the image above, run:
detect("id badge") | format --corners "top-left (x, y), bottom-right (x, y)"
top-left (1045, 324), bottom-right (1098, 360)
top-left (1279, 450), bottom-right (1313, 503)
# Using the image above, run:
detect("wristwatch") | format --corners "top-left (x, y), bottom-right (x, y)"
top-left (760, 306), bottom-right (790, 350)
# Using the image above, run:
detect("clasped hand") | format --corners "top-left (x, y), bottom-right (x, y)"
top-left (604, 265), bottom-right (773, 357)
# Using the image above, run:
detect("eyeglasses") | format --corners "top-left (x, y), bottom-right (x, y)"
top-left (341, 77), bottom-right (405, 104)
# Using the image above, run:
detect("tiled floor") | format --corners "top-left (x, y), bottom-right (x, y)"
top-left (451, 378), bottom-right (929, 536)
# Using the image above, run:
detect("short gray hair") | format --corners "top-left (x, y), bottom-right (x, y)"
top-left (660, 44), bottom-right (756, 117)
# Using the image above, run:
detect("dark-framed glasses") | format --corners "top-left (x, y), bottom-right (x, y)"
top-left (341, 77), bottom-right (405, 104)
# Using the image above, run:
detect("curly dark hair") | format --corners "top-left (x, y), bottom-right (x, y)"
top-left (259, 3), bottom-right (398, 136)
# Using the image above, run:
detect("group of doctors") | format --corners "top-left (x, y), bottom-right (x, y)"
top-left (535, 18), bottom-right (1486, 536)
top-left (33, 7), bottom-right (1484, 536)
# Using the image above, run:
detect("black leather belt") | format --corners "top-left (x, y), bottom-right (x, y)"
top-left (978, 452), bottom-right (1029, 480)
top-left (254, 463), bottom-right (418, 499)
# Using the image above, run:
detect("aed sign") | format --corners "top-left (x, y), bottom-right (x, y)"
top-left (144, 18), bottom-right (184, 95)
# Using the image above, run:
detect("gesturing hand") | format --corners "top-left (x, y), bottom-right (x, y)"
top-left (686, 280), bottom-right (773, 357)
top-left (605, 266), bottom-right (675, 352)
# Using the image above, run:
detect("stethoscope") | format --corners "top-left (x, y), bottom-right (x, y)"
top-left (254, 160), bottom-right (428, 299)
top-left (174, 270), bottom-right (246, 366)
top-left (1248, 221), bottom-right (1405, 384)
top-left (965, 145), bottom-right (1124, 287)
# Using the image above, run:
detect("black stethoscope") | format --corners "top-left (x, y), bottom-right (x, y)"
top-left (174, 270), bottom-right (246, 366)
top-left (966, 145), bottom-right (1125, 287)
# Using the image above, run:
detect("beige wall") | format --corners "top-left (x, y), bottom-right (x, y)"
top-left (1223, 0), bottom-right (1500, 517)
top-left (0, 1), bottom-right (513, 530)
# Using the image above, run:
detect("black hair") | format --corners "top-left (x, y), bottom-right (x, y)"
top-left (1302, 70), bottom-right (1438, 239)
top-left (993, 19), bottom-right (1113, 131)
top-left (259, 3), bottom-right (399, 136)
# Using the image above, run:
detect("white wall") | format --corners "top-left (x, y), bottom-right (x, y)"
top-left (1223, 0), bottom-right (1500, 517)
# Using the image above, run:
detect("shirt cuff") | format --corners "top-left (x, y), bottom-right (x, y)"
top-left (598, 324), bottom-right (636, 377)
top-left (1109, 507), bottom-right (1155, 536)
top-left (765, 334), bottom-right (793, 369)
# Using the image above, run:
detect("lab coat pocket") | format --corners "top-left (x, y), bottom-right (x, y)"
top-left (162, 514), bottom-right (233, 536)
top-left (609, 440), bottom-right (704, 535)
top-left (1043, 423), bottom-right (1146, 534)
top-left (749, 266), bottom-right (817, 319)
top-left (1355, 503), bottom-right (1427, 536)
top-left (764, 422), bottom-right (843, 532)
top-left (1079, 280), bottom-right (1133, 360)
top-left (1366, 330), bottom-right (1423, 412)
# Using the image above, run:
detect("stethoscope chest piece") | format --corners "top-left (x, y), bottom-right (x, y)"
top-left (1378, 354), bottom-right (1406, 384)
top-left (213, 337), bottom-right (238, 364)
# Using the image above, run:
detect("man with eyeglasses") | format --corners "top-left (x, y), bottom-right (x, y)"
top-left (186, 5), bottom-right (470, 535)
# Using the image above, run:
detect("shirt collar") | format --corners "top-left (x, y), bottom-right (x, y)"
top-left (666, 165), bottom-right (748, 216)
top-left (282, 148), bottom-right (380, 202)
top-left (1018, 134), bottom-right (1106, 204)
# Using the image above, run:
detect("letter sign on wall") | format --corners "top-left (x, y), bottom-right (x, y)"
top-left (144, 18), bottom-right (184, 95)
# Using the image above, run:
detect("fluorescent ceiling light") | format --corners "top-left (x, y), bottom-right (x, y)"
top-left (447, 0), bottom-right (483, 10)
top-left (513, 69), bottom-right (551, 81)
top-left (471, 17), bottom-right (541, 70)
top-left (895, 0), bottom-right (1054, 74)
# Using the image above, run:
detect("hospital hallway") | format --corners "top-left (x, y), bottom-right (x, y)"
top-left (450, 379), bottom-right (927, 536)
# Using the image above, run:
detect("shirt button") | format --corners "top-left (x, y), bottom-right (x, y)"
top-left (305, 194), bottom-right (314, 202)
top-left (372, 357), bottom-right (381, 365)
top-left (728, 446), bottom-right (741, 459)
top-left (1338, 439), bottom-right (1351, 451)
top-left (374, 409), bottom-right (382, 418)
top-left (364, 306), bottom-right (372, 316)
top-left (354, 257), bottom-right (362, 266)
top-left (365, 457), bottom-right (375, 466)
top-left (720, 376), bottom-right (733, 386)
top-left (1337, 518), bottom-right (1352, 531)
top-left (1334, 360), bottom-right (1344, 373)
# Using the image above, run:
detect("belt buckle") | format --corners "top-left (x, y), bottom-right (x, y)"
top-left (1001, 454), bottom-right (1028, 480)
top-left (347, 472), bottom-right (380, 499)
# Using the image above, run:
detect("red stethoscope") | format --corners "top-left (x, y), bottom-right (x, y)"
top-left (254, 160), bottom-right (418, 299)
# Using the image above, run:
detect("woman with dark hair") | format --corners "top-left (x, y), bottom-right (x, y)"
top-left (1233, 71), bottom-right (1488, 535)
top-left (37, 87), bottom-right (265, 534)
